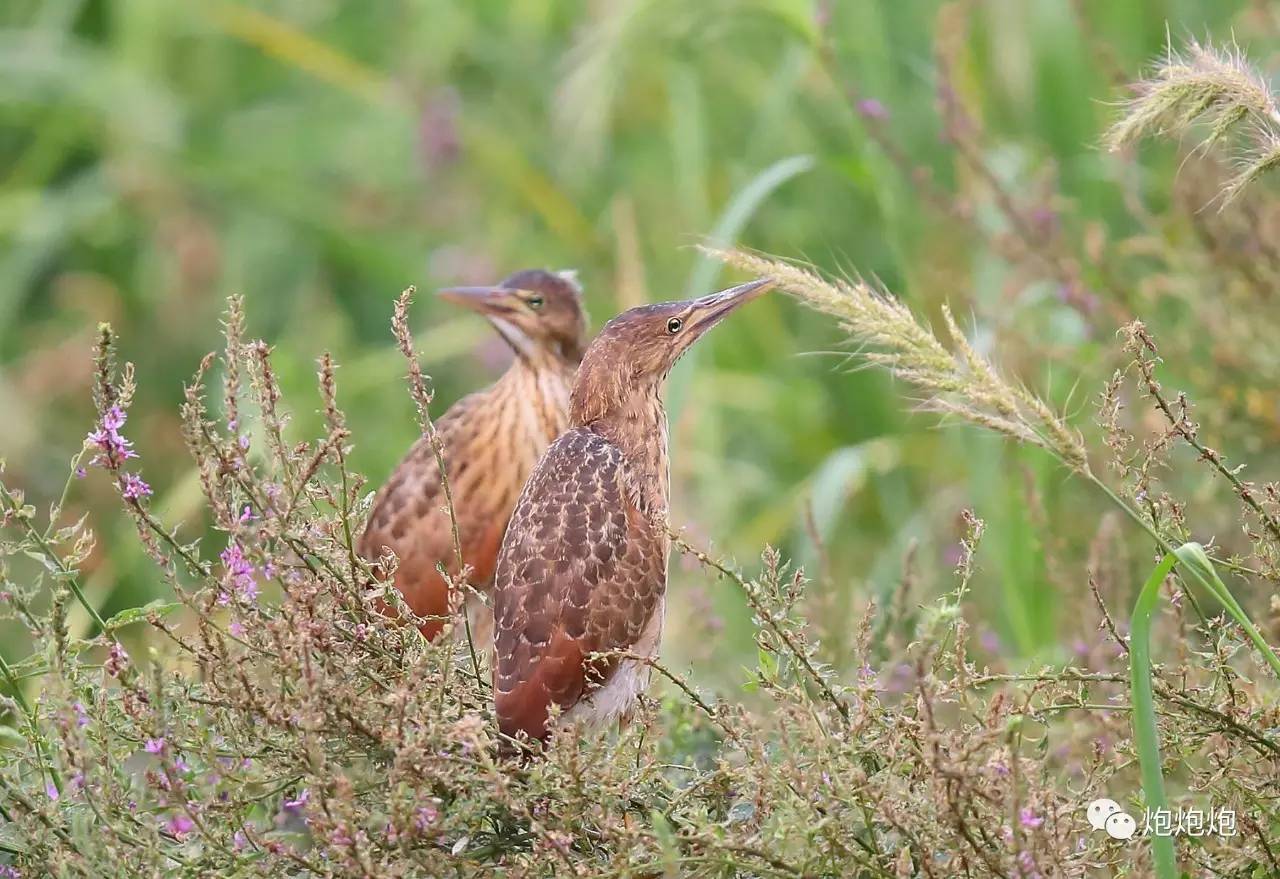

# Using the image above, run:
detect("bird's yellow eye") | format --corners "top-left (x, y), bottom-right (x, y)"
top-left (527, 295), bottom-right (544, 311)
top-left (666, 317), bottom-right (683, 334)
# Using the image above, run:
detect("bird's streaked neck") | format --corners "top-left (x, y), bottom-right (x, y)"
top-left (493, 349), bottom-right (577, 441)
top-left (578, 380), bottom-right (670, 517)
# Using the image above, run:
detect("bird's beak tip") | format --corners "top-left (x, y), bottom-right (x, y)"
top-left (713, 276), bottom-right (777, 304)
top-left (741, 277), bottom-right (777, 295)
top-left (437, 286), bottom-right (508, 312)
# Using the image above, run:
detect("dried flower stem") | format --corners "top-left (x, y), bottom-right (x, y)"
top-left (391, 287), bottom-right (483, 686)
top-left (1124, 320), bottom-right (1280, 548)
top-left (668, 529), bottom-right (849, 722)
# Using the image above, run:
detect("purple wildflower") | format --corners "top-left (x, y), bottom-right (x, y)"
top-left (144, 737), bottom-right (166, 755)
top-left (102, 406), bottom-right (125, 430)
top-left (121, 473), bottom-right (152, 500)
top-left (233, 829), bottom-right (248, 852)
top-left (417, 87), bottom-right (461, 170)
top-left (0, 865), bottom-right (21, 878)
top-left (72, 701), bottom-right (90, 728)
top-left (238, 505), bottom-right (254, 524)
top-left (45, 781), bottom-right (59, 801)
top-left (283, 789), bottom-right (309, 815)
top-left (228, 620), bottom-right (246, 638)
top-left (219, 541), bottom-right (258, 604)
top-left (86, 406), bottom-right (138, 470)
top-left (238, 434), bottom-right (251, 451)
top-left (414, 804), bottom-right (439, 831)
top-left (857, 98), bottom-right (888, 121)
top-left (105, 641), bottom-right (129, 677)
top-left (1019, 807), bottom-right (1044, 829)
top-left (165, 813), bottom-right (195, 838)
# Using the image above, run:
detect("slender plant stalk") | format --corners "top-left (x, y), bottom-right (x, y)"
top-left (391, 287), bottom-right (484, 688)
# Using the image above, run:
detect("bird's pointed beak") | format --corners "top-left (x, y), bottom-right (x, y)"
top-left (685, 277), bottom-right (775, 335)
top-left (437, 285), bottom-right (517, 316)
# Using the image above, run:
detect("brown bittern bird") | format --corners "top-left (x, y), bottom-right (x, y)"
top-left (359, 269), bottom-right (588, 642)
top-left (492, 277), bottom-right (775, 743)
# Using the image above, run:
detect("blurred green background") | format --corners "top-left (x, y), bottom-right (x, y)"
top-left (3, 0), bottom-right (1276, 679)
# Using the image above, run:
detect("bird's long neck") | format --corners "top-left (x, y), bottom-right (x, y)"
top-left (492, 353), bottom-right (577, 445)
top-left (584, 385), bottom-right (669, 520)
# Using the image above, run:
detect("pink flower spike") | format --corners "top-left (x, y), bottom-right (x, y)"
top-left (102, 406), bottom-right (126, 430)
top-left (121, 473), bottom-right (152, 500)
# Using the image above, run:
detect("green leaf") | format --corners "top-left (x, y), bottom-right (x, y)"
top-left (0, 724), bottom-right (28, 749)
top-left (757, 646), bottom-right (778, 680)
top-left (649, 809), bottom-right (681, 878)
top-left (102, 599), bottom-right (182, 631)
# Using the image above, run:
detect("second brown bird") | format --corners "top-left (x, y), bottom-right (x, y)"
top-left (360, 269), bottom-right (588, 642)
top-left (492, 277), bottom-right (774, 744)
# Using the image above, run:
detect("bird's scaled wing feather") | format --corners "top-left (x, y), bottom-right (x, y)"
top-left (493, 428), bottom-right (664, 741)
top-left (359, 404), bottom-right (475, 637)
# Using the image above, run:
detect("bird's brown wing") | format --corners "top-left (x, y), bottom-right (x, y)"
top-left (493, 428), bottom-right (665, 742)
top-left (359, 399), bottom-right (479, 639)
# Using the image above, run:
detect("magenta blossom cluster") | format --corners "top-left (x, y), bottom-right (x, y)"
top-left (86, 406), bottom-right (136, 468)
top-left (86, 406), bottom-right (153, 499)
top-left (218, 542), bottom-right (259, 605)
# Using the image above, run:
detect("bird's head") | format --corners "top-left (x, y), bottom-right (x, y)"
top-left (438, 268), bottom-right (588, 366)
top-left (570, 277), bottom-right (774, 425)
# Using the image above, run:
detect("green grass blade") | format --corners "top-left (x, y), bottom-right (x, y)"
top-left (1172, 543), bottom-right (1280, 679)
top-left (683, 153), bottom-right (816, 299)
top-left (1130, 542), bottom-right (1280, 879)
top-left (1129, 550), bottom-right (1178, 879)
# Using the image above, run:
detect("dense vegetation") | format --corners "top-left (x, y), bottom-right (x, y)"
top-left (2, 1), bottom-right (1279, 876)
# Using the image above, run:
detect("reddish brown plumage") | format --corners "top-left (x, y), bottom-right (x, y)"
top-left (492, 278), bottom-right (774, 744)
top-left (359, 269), bottom-right (588, 640)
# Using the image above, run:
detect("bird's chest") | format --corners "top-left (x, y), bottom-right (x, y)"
top-left (452, 381), bottom-right (569, 531)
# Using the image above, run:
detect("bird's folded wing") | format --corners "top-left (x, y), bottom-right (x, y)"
top-left (493, 428), bottom-right (663, 740)
top-left (358, 405), bottom-right (470, 633)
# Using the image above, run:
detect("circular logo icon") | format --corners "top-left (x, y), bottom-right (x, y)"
top-left (1104, 811), bottom-right (1137, 840)
top-left (1087, 798), bottom-right (1122, 831)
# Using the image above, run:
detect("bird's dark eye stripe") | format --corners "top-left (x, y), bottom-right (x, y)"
top-left (666, 318), bottom-right (683, 334)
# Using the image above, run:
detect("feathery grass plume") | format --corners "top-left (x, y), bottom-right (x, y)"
top-left (705, 247), bottom-right (1090, 474)
top-left (1106, 36), bottom-right (1280, 205)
